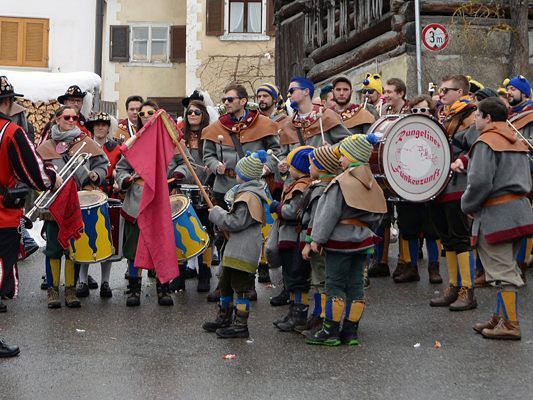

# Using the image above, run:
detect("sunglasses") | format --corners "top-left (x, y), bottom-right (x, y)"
top-left (62, 115), bottom-right (79, 121)
top-left (137, 110), bottom-right (155, 117)
top-left (439, 87), bottom-right (461, 95)
top-left (287, 87), bottom-right (304, 95)
top-left (411, 107), bottom-right (430, 114)
top-left (361, 89), bottom-right (375, 94)
top-left (222, 96), bottom-right (241, 103)
top-left (187, 109), bottom-right (202, 116)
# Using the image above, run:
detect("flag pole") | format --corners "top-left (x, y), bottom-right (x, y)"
top-left (160, 111), bottom-right (215, 209)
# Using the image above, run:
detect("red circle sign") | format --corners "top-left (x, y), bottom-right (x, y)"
top-left (422, 23), bottom-right (449, 51)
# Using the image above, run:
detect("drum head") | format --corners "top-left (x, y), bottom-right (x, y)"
top-left (78, 190), bottom-right (108, 208)
top-left (170, 194), bottom-right (190, 218)
top-left (381, 115), bottom-right (451, 202)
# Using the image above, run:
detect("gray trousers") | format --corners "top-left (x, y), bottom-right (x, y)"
top-left (477, 232), bottom-right (524, 289)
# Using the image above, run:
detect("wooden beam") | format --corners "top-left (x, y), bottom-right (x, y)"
top-left (421, 0), bottom-right (533, 18)
top-left (308, 13), bottom-right (393, 64)
top-left (276, 0), bottom-right (307, 19)
top-left (307, 31), bottom-right (403, 82)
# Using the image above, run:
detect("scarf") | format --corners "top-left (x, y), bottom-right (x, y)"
top-left (446, 96), bottom-right (472, 117)
top-left (511, 99), bottom-right (533, 115)
top-left (51, 124), bottom-right (82, 142)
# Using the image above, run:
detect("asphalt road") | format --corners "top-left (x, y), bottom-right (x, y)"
top-left (1, 246), bottom-right (532, 400)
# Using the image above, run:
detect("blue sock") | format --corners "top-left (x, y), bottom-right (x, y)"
top-left (476, 255), bottom-right (484, 273)
top-left (128, 260), bottom-right (139, 278)
top-left (517, 237), bottom-right (527, 263)
top-left (426, 239), bottom-right (439, 263)
top-left (375, 226), bottom-right (384, 263)
top-left (220, 295), bottom-right (233, 309)
top-left (236, 297), bottom-right (250, 312)
top-left (407, 239), bottom-right (419, 267)
top-left (312, 292), bottom-right (322, 317)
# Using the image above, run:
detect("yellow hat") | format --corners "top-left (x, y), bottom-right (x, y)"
top-left (362, 73), bottom-right (383, 95)
top-left (466, 76), bottom-right (484, 94)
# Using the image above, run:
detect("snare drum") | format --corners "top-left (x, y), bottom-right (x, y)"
top-left (70, 190), bottom-right (114, 262)
top-left (170, 194), bottom-right (210, 261)
top-left (369, 114), bottom-right (451, 202)
top-left (107, 198), bottom-right (124, 262)
top-left (177, 184), bottom-right (212, 209)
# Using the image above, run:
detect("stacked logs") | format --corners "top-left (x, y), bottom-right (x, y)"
top-left (16, 98), bottom-right (59, 144)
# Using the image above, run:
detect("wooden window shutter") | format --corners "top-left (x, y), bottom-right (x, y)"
top-left (110, 25), bottom-right (129, 62)
top-left (0, 19), bottom-right (22, 65)
top-left (23, 19), bottom-right (48, 67)
top-left (206, 0), bottom-right (224, 36)
top-left (266, 0), bottom-right (275, 36)
top-left (170, 25), bottom-right (186, 63)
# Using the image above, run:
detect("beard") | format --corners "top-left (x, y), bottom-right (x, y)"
top-left (508, 94), bottom-right (523, 107)
top-left (258, 101), bottom-right (273, 111)
top-left (333, 96), bottom-right (350, 106)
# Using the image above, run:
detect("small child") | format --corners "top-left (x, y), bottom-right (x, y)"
top-left (307, 134), bottom-right (387, 346)
top-left (301, 145), bottom-right (341, 338)
top-left (202, 151), bottom-right (269, 339)
top-left (270, 146), bottom-right (314, 332)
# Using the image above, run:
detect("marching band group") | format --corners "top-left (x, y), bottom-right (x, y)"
top-left (0, 69), bottom-right (532, 357)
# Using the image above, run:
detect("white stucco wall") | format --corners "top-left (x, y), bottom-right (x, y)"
top-left (1, 0), bottom-right (97, 72)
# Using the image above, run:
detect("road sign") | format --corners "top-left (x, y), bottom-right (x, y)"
top-left (422, 23), bottom-right (449, 52)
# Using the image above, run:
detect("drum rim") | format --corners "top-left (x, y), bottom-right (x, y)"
top-left (170, 194), bottom-right (191, 218)
top-left (78, 190), bottom-right (109, 209)
top-left (176, 237), bottom-right (210, 261)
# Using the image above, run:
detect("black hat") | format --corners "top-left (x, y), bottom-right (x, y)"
top-left (58, 85), bottom-right (87, 104)
top-left (474, 88), bottom-right (499, 101)
top-left (0, 76), bottom-right (23, 99)
top-left (85, 112), bottom-right (111, 132)
top-left (182, 90), bottom-right (204, 108)
top-left (332, 75), bottom-right (352, 89)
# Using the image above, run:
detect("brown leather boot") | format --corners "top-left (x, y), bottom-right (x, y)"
top-left (392, 261), bottom-right (407, 279)
top-left (482, 318), bottom-right (521, 340)
top-left (449, 287), bottom-right (477, 311)
top-left (430, 285), bottom-right (459, 307)
top-left (473, 314), bottom-right (501, 334)
top-left (393, 264), bottom-right (420, 283)
top-left (474, 270), bottom-right (490, 288)
top-left (428, 262), bottom-right (442, 284)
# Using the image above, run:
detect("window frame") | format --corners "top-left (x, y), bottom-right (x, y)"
top-left (129, 23), bottom-right (170, 65)
top-left (0, 16), bottom-right (49, 68)
top-left (221, 0), bottom-right (270, 41)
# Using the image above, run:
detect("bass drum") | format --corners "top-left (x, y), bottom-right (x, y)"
top-left (369, 114), bottom-right (451, 202)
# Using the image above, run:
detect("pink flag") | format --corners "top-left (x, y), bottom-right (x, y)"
top-left (123, 112), bottom-right (179, 283)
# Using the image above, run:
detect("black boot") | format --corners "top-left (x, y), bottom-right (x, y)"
top-left (273, 302), bottom-right (293, 327)
top-left (185, 267), bottom-right (198, 279)
top-left (0, 301), bottom-right (6, 313)
top-left (339, 320), bottom-right (360, 346)
top-left (202, 305), bottom-right (233, 332)
top-left (257, 262), bottom-right (271, 283)
top-left (250, 281), bottom-right (258, 302)
top-left (126, 277), bottom-right (141, 307)
top-left (156, 280), bottom-right (174, 306)
top-left (20, 225), bottom-right (39, 261)
top-left (207, 285), bottom-right (221, 302)
top-left (87, 275), bottom-right (98, 290)
top-left (197, 263), bottom-right (212, 293)
top-left (367, 262), bottom-right (390, 277)
top-left (40, 275), bottom-right (47, 290)
top-left (270, 286), bottom-right (290, 306)
top-left (306, 319), bottom-right (341, 346)
top-left (216, 309), bottom-right (250, 339)
top-left (169, 264), bottom-right (186, 292)
top-left (0, 339), bottom-right (20, 358)
top-left (277, 303), bottom-right (309, 332)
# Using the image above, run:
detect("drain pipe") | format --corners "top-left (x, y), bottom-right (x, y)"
top-left (94, 0), bottom-right (104, 76)
top-left (414, 0), bottom-right (422, 95)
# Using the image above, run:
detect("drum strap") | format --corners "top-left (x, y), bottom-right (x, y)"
top-left (446, 106), bottom-right (475, 138)
top-left (229, 133), bottom-right (245, 159)
top-left (295, 127), bottom-right (305, 146)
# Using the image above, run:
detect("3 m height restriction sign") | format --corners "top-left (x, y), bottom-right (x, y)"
top-left (422, 23), bottom-right (449, 51)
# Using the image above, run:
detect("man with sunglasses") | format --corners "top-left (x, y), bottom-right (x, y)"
top-left (361, 73), bottom-right (384, 118)
top-left (39, 85), bottom-right (91, 145)
top-left (115, 95), bottom-right (143, 143)
top-left (330, 76), bottom-right (375, 135)
top-left (429, 74), bottom-right (478, 312)
top-left (0, 76), bottom-right (60, 357)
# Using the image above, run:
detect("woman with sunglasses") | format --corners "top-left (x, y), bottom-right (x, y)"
top-left (410, 95), bottom-right (435, 116)
top-left (116, 100), bottom-right (193, 306)
top-left (36, 105), bottom-right (109, 309)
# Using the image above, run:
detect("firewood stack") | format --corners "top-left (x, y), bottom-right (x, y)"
top-left (16, 98), bottom-right (59, 144)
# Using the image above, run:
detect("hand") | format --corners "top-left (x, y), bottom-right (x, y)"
top-left (216, 162), bottom-right (226, 175)
top-left (302, 243), bottom-right (311, 261)
top-left (53, 175), bottom-right (64, 190)
top-left (172, 171), bottom-right (185, 181)
top-left (263, 165), bottom-right (271, 175)
top-left (269, 200), bottom-right (280, 214)
top-left (451, 159), bottom-right (465, 173)
top-left (278, 160), bottom-right (289, 174)
top-left (310, 241), bottom-right (321, 254)
top-left (89, 171), bottom-right (99, 182)
top-left (122, 175), bottom-right (134, 189)
top-left (112, 182), bottom-right (120, 193)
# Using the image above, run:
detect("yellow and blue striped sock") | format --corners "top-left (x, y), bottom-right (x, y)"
top-left (345, 300), bottom-right (365, 323)
top-left (325, 297), bottom-right (345, 323)
top-left (45, 257), bottom-right (61, 288)
top-left (500, 290), bottom-right (518, 321)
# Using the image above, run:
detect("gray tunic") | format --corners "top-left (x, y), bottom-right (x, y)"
top-left (209, 180), bottom-right (268, 273)
top-left (311, 183), bottom-right (384, 253)
top-left (48, 152), bottom-right (108, 190)
top-left (462, 142), bottom-right (533, 244)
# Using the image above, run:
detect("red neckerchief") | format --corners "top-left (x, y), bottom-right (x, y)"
top-left (331, 103), bottom-right (361, 121)
top-left (218, 109), bottom-right (259, 133)
top-left (291, 104), bottom-right (322, 129)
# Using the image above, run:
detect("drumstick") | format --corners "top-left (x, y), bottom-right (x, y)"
top-left (317, 109), bottom-right (326, 145)
top-left (507, 120), bottom-right (533, 151)
top-left (363, 98), bottom-right (368, 110)
top-left (217, 135), bottom-right (224, 163)
top-left (266, 149), bottom-right (281, 163)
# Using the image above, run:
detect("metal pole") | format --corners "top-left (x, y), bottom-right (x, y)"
top-left (414, 0), bottom-right (423, 95)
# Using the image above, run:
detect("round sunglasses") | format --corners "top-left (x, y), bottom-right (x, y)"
top-left (137, 110), bottom-right (156, 118)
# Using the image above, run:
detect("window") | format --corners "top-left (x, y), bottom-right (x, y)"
top-left (229, 1), bottom-right (262, 33)
top-left (0, 16), bottom-right (49, 68)
top-left (131, 25), bottom-right (169, 63)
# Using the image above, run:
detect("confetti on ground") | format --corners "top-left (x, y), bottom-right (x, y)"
top-left (246, 338), bottom-right (254, 344)
top-left (434, 341), bottom-right (442, 349)
top-left (110, 337), bottom-right (117, 340)
top-left (413, 343), bottom-right (421, 348)
top-left (76, 329), bottom-right (85, 333)
top-left (223, 354), bottom-right (236, 360)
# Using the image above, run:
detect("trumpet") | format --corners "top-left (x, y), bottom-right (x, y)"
top-left (26, 143), bottom-right (92, 221)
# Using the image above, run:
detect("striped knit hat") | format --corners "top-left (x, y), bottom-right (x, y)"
top-left (339, 134), bottom-right (375, 163)
top-left (287, 145), bottom-right (314, 175)
top-left (257, 83), bottom-right (281, 100)
top-left (309, 146), bottom-right (340, 174)
top-left (236, 150), bottom-right (268, 181)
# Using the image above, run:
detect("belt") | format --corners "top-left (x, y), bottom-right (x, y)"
top-left (483, 193), bottom-right (526, 207)
top-left (224, 168), bottom-right (236, 178)
top-left (339, 218), bottom-right (369, 228)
